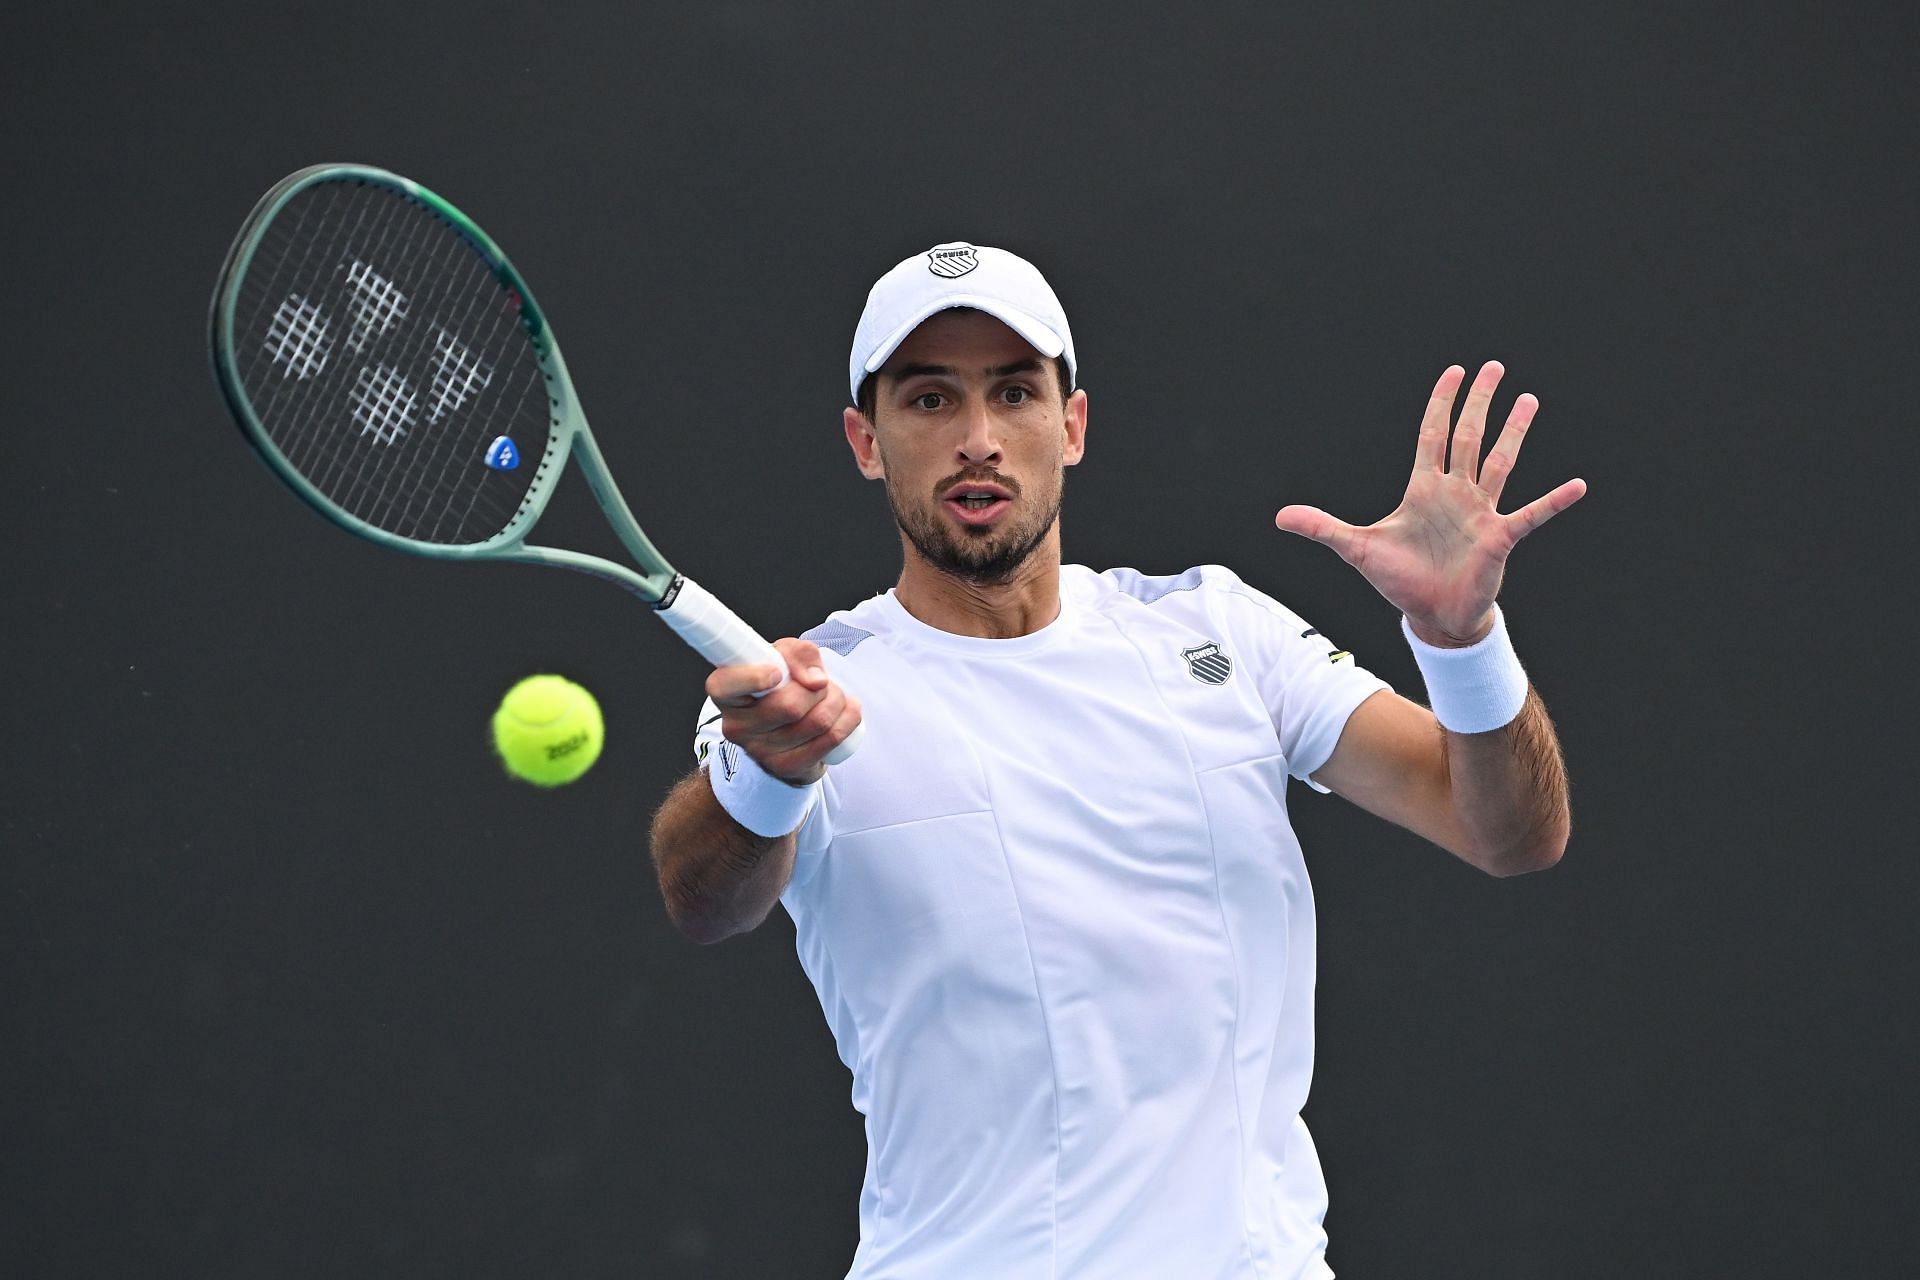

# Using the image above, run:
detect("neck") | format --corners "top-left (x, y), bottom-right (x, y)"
top-left (892, 531), bottom-right (1064, 639)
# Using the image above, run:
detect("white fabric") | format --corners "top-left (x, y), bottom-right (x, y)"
top-left (693, 565), bottom-right (1388, 1280)
top-left (1400, 604), bottom-right (1529, 733)
top-left (847, 241), bottom-right (1077, 399)
top-left (705, 736), bottom-right (820, 837)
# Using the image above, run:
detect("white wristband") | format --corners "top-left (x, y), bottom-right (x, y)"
top-left (1401, 605), bottom-right (1530, 734)
top-left (706, 739), bottom-right (820, 838)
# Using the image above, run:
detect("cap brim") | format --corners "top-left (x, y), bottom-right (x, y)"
top-left (862, 295), bottom-right (1067, 380)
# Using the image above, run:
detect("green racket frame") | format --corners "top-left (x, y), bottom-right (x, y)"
top-left (210, 163), bottom-right (678, 602)
top-left (210, 164), bottom-right (863, 763)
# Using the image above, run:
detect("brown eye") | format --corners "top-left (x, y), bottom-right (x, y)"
top-left (1003, 386), bottom-right (1030, 405)
top-left (913, 392), bottom-right (944, 411)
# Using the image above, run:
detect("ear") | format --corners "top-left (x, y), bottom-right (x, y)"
top-left (1062, 387), bottom-right (1089, 467)
top-left (844, 406), bottom-right (885, 479)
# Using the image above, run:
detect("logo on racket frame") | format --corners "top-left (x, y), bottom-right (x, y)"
top-left (484, 436), bottom-right (520, 470)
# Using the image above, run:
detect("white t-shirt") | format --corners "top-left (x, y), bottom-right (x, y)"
top-left (692, 564), bottom-right (1391, 1280)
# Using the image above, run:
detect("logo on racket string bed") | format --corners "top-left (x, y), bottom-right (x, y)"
top-left (1181, 642), bottom-right (1233, 686)
top-left (926, 243), bottom-right (980, 278)
top-left (484, 436), bottom-right (520, 470)
top-left (260, 258), bottom-right (498, 448)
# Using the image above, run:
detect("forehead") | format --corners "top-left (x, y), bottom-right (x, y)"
top-left (879, 308), bottom-right (1043, 381)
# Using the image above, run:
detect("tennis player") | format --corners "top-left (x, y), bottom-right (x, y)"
top-left (649, 241), bottom-right (1583, 1278)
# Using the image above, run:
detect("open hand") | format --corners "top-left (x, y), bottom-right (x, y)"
top-left (1274, 362), bottom-right (1586, 646)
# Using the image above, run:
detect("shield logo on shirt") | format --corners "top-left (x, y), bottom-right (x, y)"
top-left (1182, 642), bottom-right (1233, 686)
top-left (926, 244), bottom-right (980, 278)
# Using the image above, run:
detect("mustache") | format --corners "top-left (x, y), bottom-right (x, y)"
top-left (933, 468), bottom-right (1022, 499)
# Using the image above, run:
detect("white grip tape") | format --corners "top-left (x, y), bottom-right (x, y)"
top-left (658, 576), bottom-right (863, 764)
top-left (657, 577), bottom-right (787, 689)
top-left (829, 722), bottom-right (865, 764)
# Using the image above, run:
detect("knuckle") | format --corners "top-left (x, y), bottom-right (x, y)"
top-left (798, 701), bottom-right (838, 739)
top-left (707, 665), bottom-right (766, 703)
top-left (747, 741), bottom-right (787, 771)
top-left (764, 689), bottom-right (812, 725)
top-left (724, 713), bottom-right (768, 744)
top-left (775, 636), bottom-right (819, 665)
top-left (833, 704), bottom-right (864, 742)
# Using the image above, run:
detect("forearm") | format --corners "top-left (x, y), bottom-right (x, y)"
top-left (649, 770), bottom-right (797, 944)
top-left (1441, 686), bottom-right (1570, 876)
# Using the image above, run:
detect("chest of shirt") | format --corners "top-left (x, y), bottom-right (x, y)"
top-left (823, 605), bottom-right (1286, 864)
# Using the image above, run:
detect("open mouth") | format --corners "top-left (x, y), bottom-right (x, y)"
top-left (942, 482), bottom-right (1014, 525)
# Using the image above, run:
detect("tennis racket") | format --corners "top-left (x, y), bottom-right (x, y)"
top-left (210, 163), bottom-right (861, 763)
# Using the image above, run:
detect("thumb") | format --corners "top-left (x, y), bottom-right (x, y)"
top-left (775, 637), bottom-right (830, 689)
top-left (1274, 505), bottom-right (1355, 552)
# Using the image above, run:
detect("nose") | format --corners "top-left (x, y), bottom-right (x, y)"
top-left (957, 398), bottom-right (1002, 466)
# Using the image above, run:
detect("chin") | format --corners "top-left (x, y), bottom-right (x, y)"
top-left (891, 487), bottom-right (1063, 586)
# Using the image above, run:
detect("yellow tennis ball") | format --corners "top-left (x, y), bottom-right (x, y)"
top-left (491, 674), bottom-right (603, 787)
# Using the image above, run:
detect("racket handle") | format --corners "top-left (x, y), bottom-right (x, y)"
top-left (656, 576), bottom-right (863, 764)
top-left (826, 722), bottom-right (865, 764)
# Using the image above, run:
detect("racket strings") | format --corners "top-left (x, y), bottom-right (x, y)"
top-left (384, 227), bottom-right (546, 538)
top-left (304, 185), bottom-right (534, 540)
top-left (321, 202), bottom-right (502, 532)
top-left (245, 185), bottom-right (396, 472)
top-left (230, 179), bottom-right (553, 545)
top-left (241, 183), bottom-right (448, 517)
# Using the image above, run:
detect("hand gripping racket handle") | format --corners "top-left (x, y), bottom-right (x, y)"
top-left (656, 577), bottom-right (864, 765)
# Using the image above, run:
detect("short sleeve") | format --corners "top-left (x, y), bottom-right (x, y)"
top-left (1210, 572), bottom-right (1393, 793)
top-left (689, 696), bottom-right (834, 874)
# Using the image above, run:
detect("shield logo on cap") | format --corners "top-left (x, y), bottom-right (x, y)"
top-left (927, 244), bottom-right (980, 278)
top-left (1182, 642), bottom-right (1233, 686)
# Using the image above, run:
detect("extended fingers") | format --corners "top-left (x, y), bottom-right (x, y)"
top-left (1504, 477), bottom-right (1588, 540)
top-left (1446, 361), bottom-right (1505, 483)
top-left (1274, 504), bottom-right (1359, 556)
top-left (1414, 365), bottom-right (1467, 472)
top-left (1479, 392), bottom-right (1540, 506)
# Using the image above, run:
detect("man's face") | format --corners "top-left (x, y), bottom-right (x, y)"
top-left (844, 309), bottom-right (1087, 585)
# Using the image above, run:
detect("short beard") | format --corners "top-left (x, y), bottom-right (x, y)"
top-left (886, 469), bottom-right (1065, 587)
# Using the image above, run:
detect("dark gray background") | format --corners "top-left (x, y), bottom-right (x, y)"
top-left (6, 2), bottom-right (1914, 1276)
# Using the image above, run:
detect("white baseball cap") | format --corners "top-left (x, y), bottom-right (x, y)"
top-left (848, 241), bottom-right (1077, 402)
